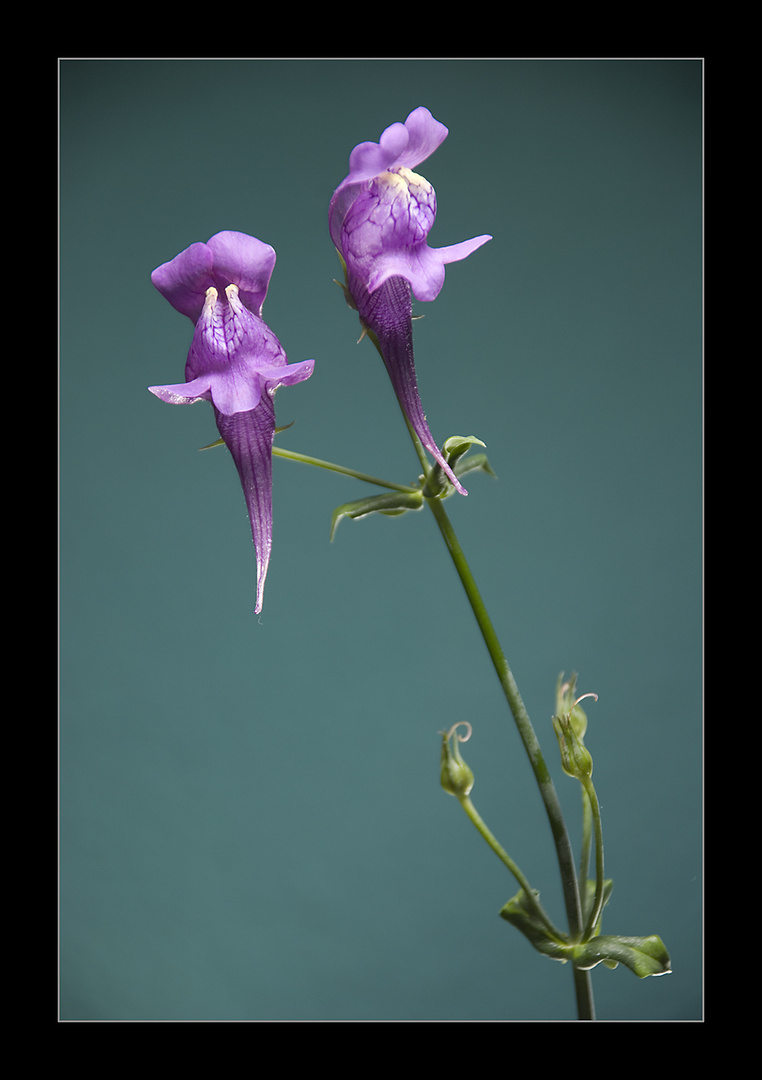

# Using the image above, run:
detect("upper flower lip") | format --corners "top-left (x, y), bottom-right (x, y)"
top-left (342, 106), bottom-right (449, 187)
top-left (329, 107), bottom-right (448, 253)
top-left (151, 231), bottom-right (277, 324)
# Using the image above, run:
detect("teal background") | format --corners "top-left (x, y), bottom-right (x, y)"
top-left (60, 59), bottom-right (702, 1021)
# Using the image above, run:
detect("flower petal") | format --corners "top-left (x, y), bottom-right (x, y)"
top-left (366, 233), bottom-right (493, 302)
top-left (151, 241), bottom-right (215, 323)
top-left (148, 375), bottom-right (213, 405)
top-left (150, 232), bottom-right (277, 323)
top-left (394, 106), bottom-right (449, 171)
top-left (346, 121), bottom-right (410, 183)
top-left (255, 357), bottom-right (316, 391)
top-left (206, 232), bottom-right (276, 319)
top-left (343, 107), bottom-right (447, 185)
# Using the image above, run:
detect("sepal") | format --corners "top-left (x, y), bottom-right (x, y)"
top-left (555, 673), bottom-right (590, 740)
top-left (333, 250), bottom-right (358, 313)
top-left (330, 490), bottom-right (423, 540)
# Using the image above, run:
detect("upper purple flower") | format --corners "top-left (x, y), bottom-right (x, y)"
top-left (149, 231), bottom-right (314, 613)
top-left (329, 108), bottom-right (491, 494)
top-left (330, 106), bottom-right (491, 305)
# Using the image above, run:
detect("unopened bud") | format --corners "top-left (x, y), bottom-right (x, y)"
top-left (552, 708), bottom-right (595, 782)
top-left (440, 722), bottom-right (475, 798)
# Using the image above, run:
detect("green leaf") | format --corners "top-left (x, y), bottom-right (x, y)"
top-left (442, 434), bottom-right (485, 464)
top-left (330, 491), bottom-right (423, 541)
top-left (501, 888), bottom-right (670, 978)
top-left (421, 435), bottom-right (496, 499)
top-left (442, 435), bottom-right (496, 480)
top-left (499, 888), bottom-right (570, 961)
top-left (571, 935), bottom-right (672, 978)
top-left (454, 452), bottom-right (497, 481)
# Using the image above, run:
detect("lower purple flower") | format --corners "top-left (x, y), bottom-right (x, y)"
top-left (149, 231), bottom-right (314, 613)
top-left (329, 107), bottom-right (491, 495)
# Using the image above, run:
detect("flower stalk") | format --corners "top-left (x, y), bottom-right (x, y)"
top-left (422, 486), bottom-right (595, 1020)
top-left (440, 724), bottom-right (566, 944)
top-left (272, 446), bottom-right (418, 493)
top-left (580, 775), bottom-right (606, 943)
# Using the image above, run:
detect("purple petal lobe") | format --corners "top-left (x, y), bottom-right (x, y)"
top-left (148, 376), bottom-right (213, 405)
top-left (341, 108), bottom-right (447, 186)
top-left (151, 241), bottom-right (215, 323)
top-left (150, 231), bottom-right (277, 324)
top-left (394, 106), bottom-right (449, 170)
top-left (347, 122), bottom-right (410, 183)
top-left (205, 232), bottom-right (276, 319)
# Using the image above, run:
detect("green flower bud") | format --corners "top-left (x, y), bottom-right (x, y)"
top-left (440, 722), bottom-right (475, 798)
top-left (552, 674), bottom-right (597, 781)
top-left (552, 709), bottom-right (595, 782)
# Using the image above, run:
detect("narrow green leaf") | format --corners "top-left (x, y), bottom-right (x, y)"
top-left (330, 491), bottom-right (423, 541)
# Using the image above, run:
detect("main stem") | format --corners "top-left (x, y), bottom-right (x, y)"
top-left (424, 492), bottom-right (595, 1020)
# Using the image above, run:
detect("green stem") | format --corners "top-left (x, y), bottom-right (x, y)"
top-left (579, 786), bottom-right (593, 913)
top-left (273, 422), bottom-right (595, 1016)
top-left (423, 493), bottom-right (595, 1020)
top-left (581, 778), bottom-right (605, 943)
top-left (272, 446), bottom-right (417, 493)
top-left (458, 794), bottom-right (566, 943)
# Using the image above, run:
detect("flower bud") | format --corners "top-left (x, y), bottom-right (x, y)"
top-left (552, 712), bottom-right (594, 781)
top-left (440, 722), bottom-right (474, 798)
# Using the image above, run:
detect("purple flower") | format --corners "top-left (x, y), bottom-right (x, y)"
top-left (149, 231), bottom-right (314, 613)
top-left (329, 107), bottom-right (491, 494)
